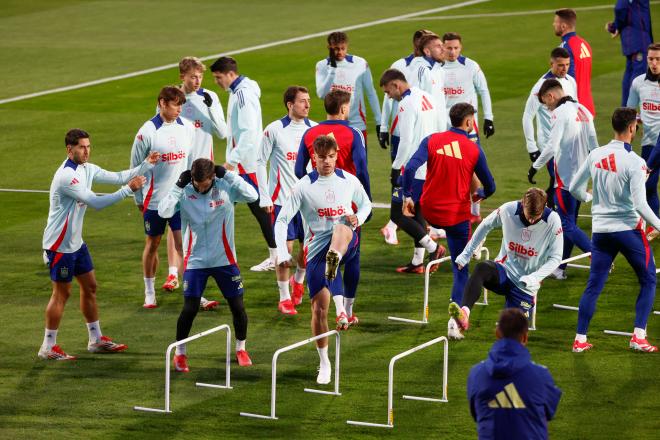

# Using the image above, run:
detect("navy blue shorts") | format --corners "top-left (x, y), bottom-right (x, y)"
top-left (306, 232), bottom-right (360, 298)
top-left (392, 178), bottom-right (425, 203)
top-left (488, 263), bottom-right (535, 316)
top-left (183, 265), bottom-right (244, 299)
top-left (143, 209), bottom-right (181, 236)
top-left (46, 243), bottom-right (94, 282)
top-left (273, 204), bottom-right (304, 242)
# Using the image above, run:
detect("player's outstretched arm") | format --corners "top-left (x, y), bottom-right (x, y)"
top-left (455, 208), bottom-right (501, 269)
top-left (61, 172), bottom-right (144, 211)
top-left (474, 149), bottom-right (496, 199)
top-left (93, 151), bottom-right (158, 185)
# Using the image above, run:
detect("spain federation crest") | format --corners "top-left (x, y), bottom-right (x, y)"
top-left (521, 228), bottom-right (531, 242)
top-left (325, 189), bottom-right (336, 203)
top-left (145, 221), bottom-right (151, 233)
top-left (59, 266), bottom-right (69, 278)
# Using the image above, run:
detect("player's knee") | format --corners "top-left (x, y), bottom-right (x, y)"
top-left (145, 236), bottom-right (161, 253)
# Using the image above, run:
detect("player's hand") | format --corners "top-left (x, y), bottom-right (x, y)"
top-left (402, 197), bottom-right (415, 217)
top-left (328, 48), bottom-right (337, 68)
top-left (146, 151), bottom-right (160, 164)
top-left (527, 166), bottom-right (537, 184)
top-left (202, 91), bottom-right (213, 108)
top-left (472, 188), bottom-right (485, 203)
top-left (378, 129), bottom-right (389, 149)
top-left (483, 119), bottom-right (495, 138)
top-left (137, 204), bottom-right (144, 212)
top-left (390, 168), bottom-right (401, 187)
top-left (128, 175), bottom-right (146, 192)
top-left (456, 263), bottom-right (464, 271)
top-left (262, 205), bottom-right (273, 214)
top-left (214, 165), bottom-right (227, 178)
top-left (529, 151), bottom-right (540, 163)
top-left (223, 162), bottom-right (235, 172)
top-left (176, 170), bottom-right (192, 188)
top-left (344, 214), bottom-right (359, 228)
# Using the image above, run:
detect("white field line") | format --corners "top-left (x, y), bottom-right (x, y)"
top-left (0, 0), bottom-right (490, 106)
top-left (399, 2), bottom-right (660, 21)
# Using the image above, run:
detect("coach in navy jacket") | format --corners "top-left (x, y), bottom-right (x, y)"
top-left (467, 309), bottom-right (562, 440)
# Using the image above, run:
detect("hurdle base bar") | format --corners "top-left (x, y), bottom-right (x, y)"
top-left (347, 420), bottom-right (393, 429)
top-left (196, 382), bottom-right (233, 389)
top-left (387, 316), bottom-right (427, 324)
top-left (402, 395), bottom-right (448, 403)
top-left (133, 406), bottom-right (170, 413)
top-left (304, 388), bottom-right (341, 395)
top-left (654, 311), bottom-right (660, 315)
top-left (239, 412), bottom-right (277, 420)
top-left (567, 263), bottom-right (589, 269)
top-left (604, 330), bottom-right (633, 337)
top-left (553, 304), bottom-right (579, 311)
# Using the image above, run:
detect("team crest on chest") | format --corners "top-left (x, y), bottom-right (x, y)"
top-left (325, 189), bottom-right (336, 203)
top-left (184, 106), bottom-right (193, 118)
top-left (168, 136), bottom-right (177, 148)
top-left (521, 228), bottom-right (531, 242)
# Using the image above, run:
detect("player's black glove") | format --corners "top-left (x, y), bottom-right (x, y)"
top-left (483, 119), bottom-right (495, 138)
top-left (214, 165), bottom-right (227, 178)
top-left (390, 168), bottom-right (401, 187)
top-left (527, 166), bottom-right (537, 184)
top-left (529, 151), bottom-right (541, 162)
top-left (377, 126), bottom-right (389, 149)
top-left (176, 170), bottom-right (192, 188)
top-left (328, 48), bottom-right (337, 68)
top-left (202, 91), bottom-right (213, 108)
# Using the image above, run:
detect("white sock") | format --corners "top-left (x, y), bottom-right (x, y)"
top-left (333, 294), bottom-right (346, 316)
top-left (277, 280), bottom-right (291, 301)
top-left (634, 327), bottom-right (646, 339)
top-left (329, 248), bottom-right (343, 262)
top-left (419, 235), bottom-right (438, 253)
top-left (168, 266), bottom-right (178, 277)
top-left (575, 333), bottom-right (587, 343)
top-left (144, 277), bottom-right (155, 294)
top-left (294, 267), bottom-right (306, 284)
top-left (236, 339), bottom-right (246, 351)
top-left (411, 248), bottom-right (425, 265)
top-left (386, 220), bottom-right (398, 230)
top-left (471, 201), bottom-right (481, 216)
top-left (175, 343), bottom-right (186, 355)
top-left (268, 248), bottom-right (278, 264)
top-left (317, 345), bottom-right (330, 366)
top-left (86, 320), bottom-right (102, 343)
top-left (43, 328), bottom-right (57, 350)
top-left (344, 297), bottom-right (355, 317)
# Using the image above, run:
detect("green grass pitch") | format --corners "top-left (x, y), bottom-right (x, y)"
top-left (1, 0), bottom-right (659, 438)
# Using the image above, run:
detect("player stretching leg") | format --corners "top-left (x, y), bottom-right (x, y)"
top-left (159, 159), bottom-right (257, 371)
top-left (447, 188), bottom-right (563, 339)
top-left (275, 136), bottom-right (371, 384)
top-left (570, 108), bottom-right (659, 353)
top-left (257, 86), bottom-right (317, 315)
top-left (39, 129), bottom-right (157, 360)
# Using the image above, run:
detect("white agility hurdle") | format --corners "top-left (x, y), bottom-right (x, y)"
top-left (346, 336), bottom-right (449, 428)
top-left (604, 330), bottom-right (634, 337)
top-left (134, 324), bottom-right (232, 413)
top-left (388, 247), bottom-right (489, 325)
top-left (240, 330), bottom-right (341, 420)
top-left (654, 311), bottom-right (660, 315)
top-left (550, 252), bottom-right (591, 313)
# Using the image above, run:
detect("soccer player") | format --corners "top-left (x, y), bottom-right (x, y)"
top-left (442, 32), bottom-right (494, 222)
top-left (441, 32), bottom-right (494, 143)
top-left (39, 129), bottom-right (157, 360)
top-left (403, 103), bottom-right (496, 304)
top-left (626, 43), bottom-right (660, 218)
top-left (522, 47), bottom-right (577, 207)
top-left (131, 86), bottom-right (194, 308)
top-left (175, 56), bottom-right (228, 310)
top-left (528, 79), bottom-right (598, 280)
top-left (569, 107), bottom-right (660, 353)
top-left (447, 188), bottom-right (563, 340)
top-left (295, 90), bottom-right (370, 322)
top-left (413, 33), bottom-right (449, 130)
top-left (379, 68), bottom-right (445, 273)
top-left (554, 8), bottom-right (595, 116)
top-left (379, 29), bottom-right (435, 245)
top-left (210, 56), bottom-right (277, 272)
top-left (467, 308), bottom-right (562, 440)
top-left (257, 86), bottom-right (316, 315)
top-left (158, 159), bottom-right (257, 370)
top-left (606, 0), bottom-right (653, 105)
top-left (315, 31), bottom-right (381, 146)
top-left (275, 135), bottom-right (371, 384)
